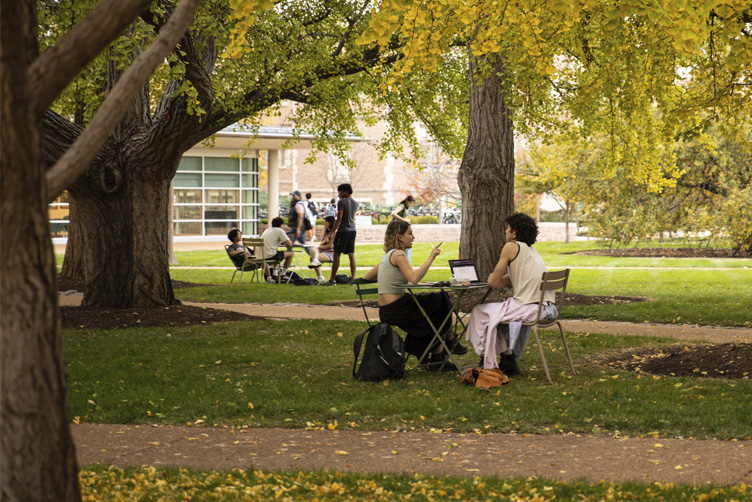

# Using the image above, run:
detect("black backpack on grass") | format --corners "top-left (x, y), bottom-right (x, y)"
top-left (352, 323), bottom-right (405, 381)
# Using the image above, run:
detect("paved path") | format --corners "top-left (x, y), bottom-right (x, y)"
top-left (187, 301), bottom-right (752, 344)
top-left (74, 423), bottom-right (752, 486)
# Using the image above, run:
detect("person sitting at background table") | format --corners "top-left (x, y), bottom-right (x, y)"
top-left (261, 217), bottom-right (295, 283)
top-left (364, 220), bottom-right (468, 371)
top-left (316, 216), bottom-right (337, 264)
top-left (466, 212), bottom-right (558, 375)
top-left (227, 228), bottom-right (255, 269)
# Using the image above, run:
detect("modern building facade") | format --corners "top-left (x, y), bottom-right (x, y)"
top-left (50, 119), bottom-right (422, 244)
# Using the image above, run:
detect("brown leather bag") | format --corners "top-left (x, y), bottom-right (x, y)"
top-left (460, 367), bottom-right (510, 389)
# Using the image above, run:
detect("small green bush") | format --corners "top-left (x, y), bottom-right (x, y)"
top-left (372, 215), bottom-right (439, 224)
top-left (411, 215), bottom-right (439, 224)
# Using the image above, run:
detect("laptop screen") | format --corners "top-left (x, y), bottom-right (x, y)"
top-left (448, 259), bottom-right (479, 282)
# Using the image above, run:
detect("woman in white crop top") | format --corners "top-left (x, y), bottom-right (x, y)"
top-left (466, 212), bottom-right (556, 375)
top-left (363, 220), bottom-right (467, 371)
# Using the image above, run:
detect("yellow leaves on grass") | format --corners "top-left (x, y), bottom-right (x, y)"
top-left (78, 467), bottom-right (750, 501)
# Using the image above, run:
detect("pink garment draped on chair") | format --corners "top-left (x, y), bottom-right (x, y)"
top-left (466, 299), bottom-right (540, 369)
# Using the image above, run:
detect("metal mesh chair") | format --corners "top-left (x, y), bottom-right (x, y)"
top-left (498, 269), bottom-right (575, 384)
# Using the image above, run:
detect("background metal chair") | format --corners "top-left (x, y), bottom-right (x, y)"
top-left (225, 245), bottom-right (254, 283)
top-left (225, 240), bottom-right (265, 284)
top-left (499, 269), bottom-right (575, 384)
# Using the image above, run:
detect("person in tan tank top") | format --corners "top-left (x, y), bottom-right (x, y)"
top-left (467, 212), bottom-right (554, 375)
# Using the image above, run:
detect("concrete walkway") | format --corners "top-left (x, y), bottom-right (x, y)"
top-left (187, 301), bottom-right (752, 344)
top-left (73, 423), bottom-right (752, 486)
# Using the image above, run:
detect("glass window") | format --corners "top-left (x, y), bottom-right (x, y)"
top-left (243, 190), bottom-right (258, 204)
top-left (174, 221), bottom-right (202, 235)
top-left (242, 205), bottom-right (258, 219)
top-left (174, 189), bottom-right (202, 204)
top-left (205, 206), bottom-right (238, 219)
top-left (242, 221), bottom-right (257, 235)
top-left (241, 158), bottom-right (258, 173)
top-left (242, 174), bottom-right (259, 187)
top-left (174, 205), bottom-right (202, 220)
top-left (48, 205), bottom-right (69, 220)
top-left (205, 157), bottom-right (239, 172)
top-left (205, 174), bottom-right (239, 188)
top-left (206, 221), bottom-right (238, 235)
top-left (50, 221), bottom-right (70, 237)
top-left (178, 156), bottom-right (201, 172)
top-left (174, 173), bottom-right (202, 187)
top-left (206, 189), bottom-right (238, 204)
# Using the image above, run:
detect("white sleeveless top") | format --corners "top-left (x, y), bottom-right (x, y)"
top-left (508, 242), bottom-right (554, 305)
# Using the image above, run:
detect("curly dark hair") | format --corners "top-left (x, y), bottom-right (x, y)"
top-left (505, 212), bottom-right (539, 246)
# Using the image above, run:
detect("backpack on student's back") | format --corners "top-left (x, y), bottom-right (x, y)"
top-left (289, 201), bottom-right (313, 231)
top-left (307, 200), bottom-right (318, 218)
top-left (353, 323), bottom-right (405, 381)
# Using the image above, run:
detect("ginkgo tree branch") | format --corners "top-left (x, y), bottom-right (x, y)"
top-left (44, 0), bottom-right (203, 202)
top-left (29, 0), bottom-right (153, 118)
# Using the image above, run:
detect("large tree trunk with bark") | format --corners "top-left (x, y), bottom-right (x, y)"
top-left (48, 22), bottom-right (216, 307)
top-left (43, 47), bottom-right (213, 307)
top-left (47, 111), bottom-right (195, 307)
top-left (1, 1), bottom-right (81, 499)
top-left (458, 55), bottom-right (516, 279)
top-left (68, 154), bottom-right (178, 307)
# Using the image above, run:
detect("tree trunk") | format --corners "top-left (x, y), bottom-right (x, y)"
top-left (67, 148), bottom-right (179, 308)
top-left (1, 1), bottom-right (81, 499)
top-left (458, 55), bottom-right (516, 279)
top-left (564, 199), bottom-right (571, 244)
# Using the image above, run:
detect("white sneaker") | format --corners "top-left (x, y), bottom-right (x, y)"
top-left (318, 276), bottom-right (327, 284)
top-left (266, 277), bottom-right (276, 284)
top-left (308, 259), bottom-right (322, 267)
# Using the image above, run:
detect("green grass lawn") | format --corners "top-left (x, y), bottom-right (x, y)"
top-left (66, 319), bottom-right (752, 441)
top-left (67, 318), bottom-right (752, 498)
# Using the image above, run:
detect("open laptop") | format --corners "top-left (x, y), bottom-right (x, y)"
top-left (448, 259), bottom-right (485, 284)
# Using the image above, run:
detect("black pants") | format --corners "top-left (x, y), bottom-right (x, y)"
top-left (379, 291), bottom-right (451, 357)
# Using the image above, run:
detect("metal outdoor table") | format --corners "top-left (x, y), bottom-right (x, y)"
top-left (392, 281), bottom-right (491, 373)
top-left (290, 244), bottom-right (313, 278)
